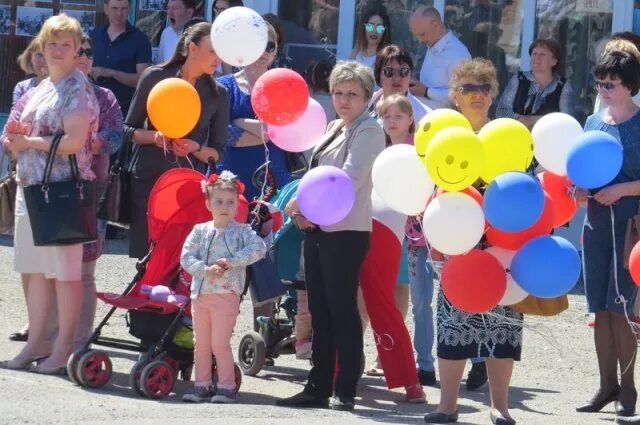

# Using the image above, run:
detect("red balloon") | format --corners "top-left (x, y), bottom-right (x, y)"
top-left (235, 195), bottom-right (249, 223)
top-left (251, 69), bottom-right (310, 126)
top-left (486, 192), bottom-right (555, 250)
top-left (630, 242), bottom-right (640, 287)
top-left (538, 171), bottom-right (578, 228)
top-left (441, 249), bottom-right (507, 313)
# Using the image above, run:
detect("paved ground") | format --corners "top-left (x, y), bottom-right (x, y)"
top-left (0, 234), bottom-right (630, 424)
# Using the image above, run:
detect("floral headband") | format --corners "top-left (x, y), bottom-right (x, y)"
top-left (201, 170), bottom-right (245, 195)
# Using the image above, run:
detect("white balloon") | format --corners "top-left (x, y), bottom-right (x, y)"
top-left (531, 112), bottom-right (584, 176)
top-left (485, 246), bottom-right (529, 306)
top-left (211, 7), bottom-right (268, 67)
top-left (372, 144), bottom-right (435, 215)
top-left (422, 192), bottom-right (484, 256)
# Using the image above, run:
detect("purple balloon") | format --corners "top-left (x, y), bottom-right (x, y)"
top-left (297, 166), bottom-right (355, 226)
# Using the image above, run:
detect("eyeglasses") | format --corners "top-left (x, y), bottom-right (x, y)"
top-left (265, 41), bottom-right (276, 54)
top-left (383, 66), bottom-right (411, 78)
top-left (456, 83), bottom-right (492, 95)
top-left (331, 91), bottom-right (362, 101)
top-left (76, 48), bottom-right (93, 59)
top-left (595, 80), bottom-right (620, 92)
top-left (364, 23), bottom-right (385, 34)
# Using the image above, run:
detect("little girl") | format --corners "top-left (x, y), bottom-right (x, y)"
top-left (350, 8), bottom-right (392, 69)
top-left (181, 171), bottom-right (267, 404)
top-left (380, 93), bottom-right (415, 146)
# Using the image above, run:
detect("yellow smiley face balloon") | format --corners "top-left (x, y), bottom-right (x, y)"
top-left (425, 127), bottom-right (484, 192)
top-left (477, 118), bottom-right (534, 183)
top-left (415, 109), bottom-right (472, 166)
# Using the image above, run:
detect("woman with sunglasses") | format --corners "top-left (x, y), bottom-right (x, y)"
top-left (574, 50), bottom-right (640, 423)
top-left (350, 8), bottom-right (392, 69)
top-left (425, 59), bottom-right (523, 425)
top-left (495, 38), bottom-right (575, 129)
top-left (125, 22), bottom-right (230, 259)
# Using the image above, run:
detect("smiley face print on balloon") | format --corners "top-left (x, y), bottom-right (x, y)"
top-left (425, 127), bottom-right (484, 192)
top-left (414, 109), bottom-right (472, 165)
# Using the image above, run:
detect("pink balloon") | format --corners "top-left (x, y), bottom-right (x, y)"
top-left (267, 98), bottom-right (328, 152)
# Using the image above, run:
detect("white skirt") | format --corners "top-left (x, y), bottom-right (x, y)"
top-left (14, 185), bottom-right (82, 281)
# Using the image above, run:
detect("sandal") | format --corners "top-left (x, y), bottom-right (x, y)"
top-left (365, 365), bottom-right (385, 377)
top-left (29, 364), bottom-right (67, 376)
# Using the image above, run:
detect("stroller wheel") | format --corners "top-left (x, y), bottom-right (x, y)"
top-left (76, 350), bottom-right (112, 388)
top-left (129, 357), bottom-right (150, 397)
top-left (66, 348), bottom-right (87, 386)
top-left (160, 355), bottom-right (180, 380)
top-left (237, 331), bottom-right (266, 376)
top-left (140, 361), bottom-right (175, 399)
top-left (212, 362), bottom-right (243, 393)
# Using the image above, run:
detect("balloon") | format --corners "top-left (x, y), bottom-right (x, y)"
top-left (150, 285), bottom-right (172, 302)
top-left (424, 127), bottom-right (484, 192)
top-left (210, 7), bottom-right (268, 67)
top-left (441, 249), bottom-right (507, 313)
top-left (147, 78), bottom-right (201, 139)
top-left (478, 118), bottom-right (534, 183)
top-left (483, 172), bottom-right (545, 232)
top-left (511, 235), bottom-right (581, 298)
top-left (267, 98), bottom-right (327, 152)
top-left (414, 109), bottom-right (472, 161)
top-left (434, 186), bottom-right (487, 229)
top-left (566, 130), bottom-right (623, 189)
top-left (485, 246), bottom-right (529, 306)
top-left (629, 242), bottom-right (640, 287)
top-left (531, 112), bottom-right (584, 176)
top-left (538, 171), bottom-right (578, 227)
top-left (422, 192), bottom-right (485, 255)
top-left (372, 144), bottom-right (435, 215)
top-left (252, 68), bottom-right (310, 126)
top-left (297, 166), bottom-right (355, 226)
top-left (486, 192), bottom-right (555, 250)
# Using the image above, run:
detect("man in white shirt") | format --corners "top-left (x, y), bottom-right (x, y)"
top-left (408, 6), bottom-right (471, 109)
top-left (158, 0), bottom-right (195, 63)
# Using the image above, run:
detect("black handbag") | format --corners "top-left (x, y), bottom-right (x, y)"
top-left (23, 133), bottom-right (97, 246)
top-left (96, 137), bottom-right (136, 227)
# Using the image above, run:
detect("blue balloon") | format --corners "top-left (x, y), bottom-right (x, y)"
top-left (566, 130), bottom-right (623, 189)
top-left (483, 172), bottom-right (545, 232)
top-left (511, 235), bottom-right (581, 298)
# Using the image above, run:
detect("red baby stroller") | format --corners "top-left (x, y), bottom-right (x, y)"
top-left (66, 169), bottom-right (244, 399)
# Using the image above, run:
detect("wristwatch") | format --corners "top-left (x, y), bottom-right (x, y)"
top-left (424, 86), bottom-right (430, 99)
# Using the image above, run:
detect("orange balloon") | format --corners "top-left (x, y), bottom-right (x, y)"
top-left (147, 78), bottom-right (201, 139)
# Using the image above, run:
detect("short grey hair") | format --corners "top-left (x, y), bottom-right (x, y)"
top-left (328, 60), bottom-right (375, 101)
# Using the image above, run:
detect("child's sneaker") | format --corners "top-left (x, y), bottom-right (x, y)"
top-left (295, 340), bottom-right (312, 360)
top-left (182, 385), bottom-right (215, 403)
top-left (211, 387), bottom-right (236, 404)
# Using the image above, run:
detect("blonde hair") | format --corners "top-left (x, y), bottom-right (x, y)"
top-left (37, 13), bottom-right (83, 51)
top-left (379, 93), bottom-right (413, 118)
top-left (449, 58), bottom-right (499, 100)
top-left (604, 39), bottom-right (640, 63)
top-left (329, 60), bottom-right (375, 101)
top-left (17, 37), bottom-right (42, 74)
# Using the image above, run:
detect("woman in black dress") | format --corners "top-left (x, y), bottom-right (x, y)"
top-left (125, 22), bottom-right (229, 258)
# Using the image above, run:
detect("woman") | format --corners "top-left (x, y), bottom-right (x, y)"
top-left (262, 13), bottom-right (294, 70)
top-left (13, 37), bottom-right (48, 108)
top-left (211, 0), bottom-right (243, 76)
top-left (276, 61), bottom-right (385, 411)
top-left (575, 50), bottom-right (640, 421)
top-left (424, 58), bottom-right (522, 425)
top-left (593, 33), bottom-right (640, 113)
top-left (350, 8), bottom-right (392, 69)
top-left (126, 22), bottom-right (229, 259)
top-left (0, 14), bottom-right (99, 373)
top-left (496, 38), bottom-right (575, 129)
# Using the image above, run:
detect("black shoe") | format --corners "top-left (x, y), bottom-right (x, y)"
top-left (424, 411), bottom-right (459, 423)
top-left (9, 331), bottom-right (28, 342)
top-left (275, 391), bottom-right (329, 408)
top-left (331, 396), bottom-right (355, 411)
top-left (617, 401), bottom-right (637, 417)
top-left (576, 386), bottom-right (620, 413)
top-left (466, 362), bottom-right (487, 391)
top-left (490, 411), bottom-right (516, 425)
top-left (418, 369), bottom-right (437, 387)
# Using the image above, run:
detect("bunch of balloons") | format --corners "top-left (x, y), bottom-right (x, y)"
top-left (371, 109), bottom-right (621, 313)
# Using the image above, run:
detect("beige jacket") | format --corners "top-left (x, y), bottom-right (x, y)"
top-left (309, 111), bottom-right (386, 232)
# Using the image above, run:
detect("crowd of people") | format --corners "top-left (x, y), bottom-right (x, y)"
top-left (1, 2), bottom-right (640, 425)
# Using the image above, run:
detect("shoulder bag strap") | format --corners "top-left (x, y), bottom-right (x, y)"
top-left (42, 133), bottom-right (64, 185)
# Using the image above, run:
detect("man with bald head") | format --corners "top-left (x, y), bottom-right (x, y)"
top-left (409, 6), bottom-right (470, 109)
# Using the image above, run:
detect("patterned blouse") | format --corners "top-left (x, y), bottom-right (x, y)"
top-left (12, 77), bottom-right (38, 108)
top-left (16, 70), bottom-right (99, 187)
top-left (181, 220), bottom-right (267, 298)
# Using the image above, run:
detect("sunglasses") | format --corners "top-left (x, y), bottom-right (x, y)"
top-left (364, 23), bottom-right (385, 34)
top-left (595, 80), bottom-right (619, 92)
top-left (456, 83), bottom-right (492, 95)
top-left (76, 48), bottom-right (93, 59)
top-left (383, 66), bottom-right (411, 78)
top-left (265, 41), bottom-right (276, 54)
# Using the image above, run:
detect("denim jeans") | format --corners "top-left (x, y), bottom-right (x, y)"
top-left (408, 246), bottom-right (435, 372)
